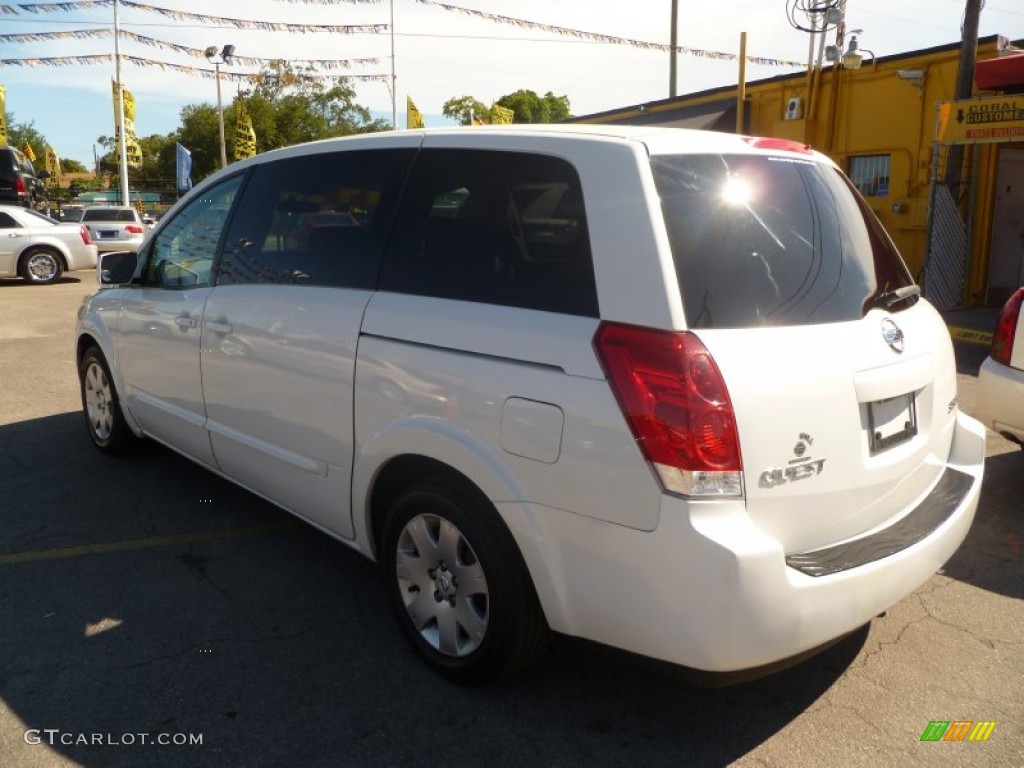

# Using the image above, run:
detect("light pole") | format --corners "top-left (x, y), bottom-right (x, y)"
top-left (204, 44), bottom-right (235, 169)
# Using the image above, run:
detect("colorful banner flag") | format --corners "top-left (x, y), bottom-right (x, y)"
top-left (112, 80), bottom-right (143, 168)
top-left (44, 145), bottom-right (61, 186)
top-left (234, 101), bottom-right (256, 160)
top-left (0, 84), bottom-right (7, 147)
top-left (406, 96), bottom-right (424, 129)
top-left (490, 103), bottom-right (514, 124)
top-left (175, 142), bottom-right (192, 192)
top-left (22, 140), bottom-right (36, 161)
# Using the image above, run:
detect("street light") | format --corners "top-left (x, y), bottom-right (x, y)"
top-left (204, 44), bottom-right (235, 169)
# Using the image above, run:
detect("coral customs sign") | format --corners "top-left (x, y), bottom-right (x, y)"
top-left (937, 96), bottom-right (1024, 144)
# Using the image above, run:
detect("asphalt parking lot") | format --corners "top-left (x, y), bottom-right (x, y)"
top-left (1, 273), bottom-right (1022, 767)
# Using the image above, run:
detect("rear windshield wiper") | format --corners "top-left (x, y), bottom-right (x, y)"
top-left (864, 284), bottom-right (921, 313)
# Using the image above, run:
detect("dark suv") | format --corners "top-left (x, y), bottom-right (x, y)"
top-left (0, 146), bottom-right (49, 213)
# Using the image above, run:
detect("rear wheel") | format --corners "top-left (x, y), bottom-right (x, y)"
top-left (79, 346), bottom-right (138, 453)
top-left (19, 248), bottom-right (64, 285)
top-left (381, 476), bottom-right (550, 684)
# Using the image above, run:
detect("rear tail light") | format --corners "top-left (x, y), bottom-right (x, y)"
top-left (14, 177), bottom-right (27, 197)
top-left (594, 322), bottom-right (743, 498)
top-left (125, 225), bottom-right (144, 234)
top-left (991, 288), bottom-right (1024, 366)
top-left (79, 225), bottom-right (92, 245)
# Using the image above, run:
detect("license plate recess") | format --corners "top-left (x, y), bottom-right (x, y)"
top-left (868, 392), bottom-right (917, 454)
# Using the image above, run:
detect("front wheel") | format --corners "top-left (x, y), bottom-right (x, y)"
top-left (381, 477), bottom-right (550, 684)
top-left (79, 346), bottom-right (139, 453)
top-left (19, 248), bottom-right (64, 285)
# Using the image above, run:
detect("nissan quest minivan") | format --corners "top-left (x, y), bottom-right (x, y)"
top-left (75, 126), bottom-right (986, 684)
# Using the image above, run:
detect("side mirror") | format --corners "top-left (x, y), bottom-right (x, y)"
top-left (98, 250), bottom-right (139, 285)
top-left (37, 170), bottom-right (51, 180)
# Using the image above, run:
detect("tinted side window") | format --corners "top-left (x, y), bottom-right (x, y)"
top-left (142, 175), bottom-right (243, 289)
top-left (0, 212), bottom-right (19, 228)
top-left (217, 148), bottom-right (414, 289)
top-left (380, 149), bottom-right (598, 317)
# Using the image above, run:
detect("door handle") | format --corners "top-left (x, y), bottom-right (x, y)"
top-left (206, 320), bottom-right (233, 335)
top-left (174, 314), bottom-right (198, 329)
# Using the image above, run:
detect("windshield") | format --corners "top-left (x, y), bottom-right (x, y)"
top-left (651, 153), bottom-right (915, 329)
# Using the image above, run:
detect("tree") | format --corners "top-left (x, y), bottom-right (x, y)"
top-left (173, 61), bottom-right (389, 184)
top-left (175, 104), bottom-right (223, 182)
top-left (442, 96), bottom-right (490, 126)
top-left (494, 90), bottom-right (572, 124)
top-left (4, 114), bottom-right (49, 160)
top-left (441, 91), bottom-right (573, 125)
top-left (61, 158), bottom-right (88, 173)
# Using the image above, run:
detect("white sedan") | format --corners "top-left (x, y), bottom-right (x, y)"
top-left (978, 288), bottom-right (1024, 448)
top-left (0, 204), bottom-right (98, 284)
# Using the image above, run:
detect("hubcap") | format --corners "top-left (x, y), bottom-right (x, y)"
top-left (28, 253), bottom-right (58, 281)
top-left (395, 513), bottom-right (489, 658)
top-left (84, 361), bottom-right (114, 441)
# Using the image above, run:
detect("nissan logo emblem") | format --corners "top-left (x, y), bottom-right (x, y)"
top-left (881, 318), bottom-right (905, 354)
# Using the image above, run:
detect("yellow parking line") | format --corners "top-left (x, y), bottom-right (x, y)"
top-left (947, 326), bottom-right (993, 347)
top-left (0, 524), bottom-right (290, 566)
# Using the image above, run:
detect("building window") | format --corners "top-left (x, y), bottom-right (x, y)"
top-left (849, 155), bottom-right (891, 197)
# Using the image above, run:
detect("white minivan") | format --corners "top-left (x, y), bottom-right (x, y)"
top-left (75, 126), bottom-right (985, 684)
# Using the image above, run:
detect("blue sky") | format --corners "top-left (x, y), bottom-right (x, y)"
top-left (1, 0), bottom-right (1021, 166)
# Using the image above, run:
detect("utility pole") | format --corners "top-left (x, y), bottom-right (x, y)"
top-left (669, 0), bottom-right (679, 97)
top-left (946, 0), bottom-right (983, 197)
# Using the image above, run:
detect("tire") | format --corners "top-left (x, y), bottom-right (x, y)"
top-left (79, 346), bottom-right (138, 453)
top-left (381, 476), bottom-right (550, 684)
top-left (18, 248), bottom-right (64, 285)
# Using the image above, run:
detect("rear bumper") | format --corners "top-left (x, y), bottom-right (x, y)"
top-left (93, 239), bottom-right (143, 254)
top-left (977, 356), bottom-right (1024, 443)
top-left (498, 408), bottom-right (985, 672)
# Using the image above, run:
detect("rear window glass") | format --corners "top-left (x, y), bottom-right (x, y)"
top-left (83, 208), bottom-right (137, 222)
top-left (651, 154), bottom-right (914, 328)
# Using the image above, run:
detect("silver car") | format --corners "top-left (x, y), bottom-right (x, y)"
top-left (0, 204), bottom-right (98, 284)
top-left (82, 206), bottom-right (146, 253)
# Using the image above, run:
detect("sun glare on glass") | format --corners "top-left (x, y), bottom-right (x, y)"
top-left (721, 175), bottom-right (754, 206)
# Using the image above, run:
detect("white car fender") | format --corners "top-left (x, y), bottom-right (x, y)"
top-left (350, 416), bottom-right (529, 559)
top-left (15, 233), bottom-right (71, 264)
top-left (75, 295), bottom-right (144, 438)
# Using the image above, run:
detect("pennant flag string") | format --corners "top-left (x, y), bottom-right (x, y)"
top-left (5, 1), bottom-right (387, 34)
top-left (0, 29), bottom-right (381, 69)
top-left (0, 52), bottom-right (389, 82)
top-left (120, 1), bottom-right (386, 34)
top-left (0, 28), bottom-right (108, 42)
top-left (409, 0), bottom-right (804, 67)
top-left (2, 0), bottom-right (802, 68)
top-left (10, 2), bottom-right (112, 12)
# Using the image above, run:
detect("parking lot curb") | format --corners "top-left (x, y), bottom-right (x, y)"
top-left (947, 325), bottom-right (993, 347)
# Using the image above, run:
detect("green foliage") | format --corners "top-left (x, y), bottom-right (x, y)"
top-left (440, 90), bottom-right (572, 125)
top-left (60, 158), bottom-right (88, 173)
top-left (442, 96), bottom-right (490, 126)
top-left (494, 90), bottom-right (572, 124)
top-left (4, 114), bottom-right (49, 160)
top-left (93, 61), bottom-right (389, 188)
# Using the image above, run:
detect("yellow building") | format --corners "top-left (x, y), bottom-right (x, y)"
top-left (574, 34), bottom-right (1024, 307)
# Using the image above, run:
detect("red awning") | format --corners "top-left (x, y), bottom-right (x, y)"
top-left (976, 52), bottom-right (1024, 90)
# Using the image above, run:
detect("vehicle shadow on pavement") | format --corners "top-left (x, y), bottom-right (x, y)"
top-left (0, 276), bottom-right (83, 289)
top-left (2, 412), bottom-right (865, 767)
top-left (940, 449), bottom-right (1024, 600)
